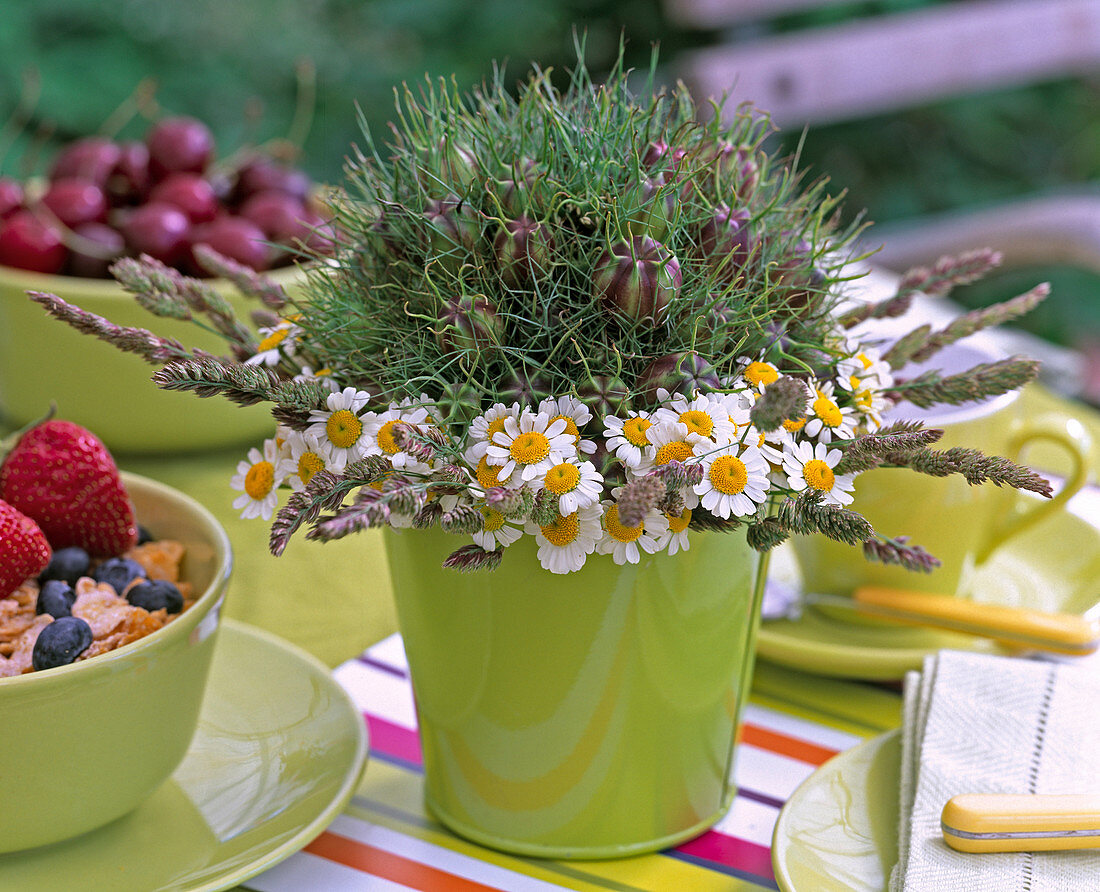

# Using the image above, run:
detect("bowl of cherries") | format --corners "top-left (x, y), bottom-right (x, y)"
top-left (0, 116), bottom-right (335, 454)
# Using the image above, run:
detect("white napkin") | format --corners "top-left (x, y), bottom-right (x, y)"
top-left (891, 650), bottom-right (1100, 891)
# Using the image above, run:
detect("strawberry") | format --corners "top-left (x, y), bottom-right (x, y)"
top-left (0, 419), bottom-right (138, 557)
top-left (0, 499), bottom-right (51, 598)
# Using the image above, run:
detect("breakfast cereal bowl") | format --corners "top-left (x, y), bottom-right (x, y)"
top-left (0, 262), bottom-right (307, 455)
top-left (0, 471), bottom-right (231, 853)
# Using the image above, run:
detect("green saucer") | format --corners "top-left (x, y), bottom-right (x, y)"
top-left (0, 620), bottom-right (369, 891)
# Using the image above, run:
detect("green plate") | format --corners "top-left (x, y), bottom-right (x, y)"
top-left (757, 498), bottom-right (1100, 680)
top-left (0, 620), bottom-right (369, 891)
top-left (772, 730), bottom-right (900, 892)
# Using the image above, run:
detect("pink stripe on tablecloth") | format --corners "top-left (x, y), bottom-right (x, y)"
top-left (366, 713), bottom-right (423, 766)
top-left (675, 829), bottom-right (776, 883)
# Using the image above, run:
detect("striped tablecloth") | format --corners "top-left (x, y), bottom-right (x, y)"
top-left (243, 637), bottom-right (902, 891)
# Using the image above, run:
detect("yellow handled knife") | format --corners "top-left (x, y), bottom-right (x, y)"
top-left (942, 794), bottom-right (1100, 853)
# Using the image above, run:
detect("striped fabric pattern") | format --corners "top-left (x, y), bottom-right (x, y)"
top-left (243, 634), bottom-right (900, 891)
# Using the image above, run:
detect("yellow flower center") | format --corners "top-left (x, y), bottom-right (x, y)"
top-left (783, 416), bottom-right (807, 433)
top-left (326, 409), bottom-right (364, 449)
top-left (257, 328), bottom-right (289, 352)
top-left (552, 414), bottom-right (581, 445)
top-left (297, 452), bottom-right (325, 486)
top-left (244, 461), bottom-right (275, 500)
top-left (803, 458), bottom-right (836, 491)
top-left (812, 395), bottom-right (842, 428)
top-left (622, 416), bottom-right (652, 447)
top-left (666, 508), bottom-right (691, 533)
top-left (855, 389), bottom-right (875, 410)
top-left (654, 441), bottom-right (693, 466)
top-left (745, 361), bottom-right (779, 387)
top-left (510, 431), bottom-right (551, 465)
top-left (544, 462), bottom-right (581, 495)
top-left (678, 409), bottom-right (714, 437)
top-left (375, 419), bottom-right (405, 454)
top-left (604, 504), bottom-right (644, 543)
top-left (858, 352), bottom-right (873, 370)
top-left (480, 507), bottom-right (506, 532)
top-left (486, 416), bottom-right (508, 441)
top-left (709, 455), bottom-right (749, 495)
top-left (541, 511), bottom-right (580, 546)
top-left (476, 457), bottom-right (503, 489)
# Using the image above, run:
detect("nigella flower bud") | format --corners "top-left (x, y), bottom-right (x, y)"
top-left (638, 351), bottom-right (720, 405)
top-left (498, 367), bottom-right (551, 406)
top-left (624, 174), bottom-right (680, 240)
top-left (699, 204), bottom-right (753, 278)
top-left (424, 197), bottom-right (480, 274)
top-left (434, 293), bottom-right (504, 356)
top-left (494, 157), bottom-right (538, 215)
top-left (436, 138), bottom-right (479, 191)
top-left (641, 140), bottom-right (687, 173)
top-left (703, 141), bottom-right (760, 200)
top-left (493, 216), bottom-right (553, 285)
top-left (593, 236), bottom-right (681, 323)
top-left (438, 380), bottom-right (483, 424)
top-left (575, 374), bottom-right (631, 419)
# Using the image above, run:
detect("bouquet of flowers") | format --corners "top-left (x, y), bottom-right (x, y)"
top-left (32, 51), bottom-right (1052, 574)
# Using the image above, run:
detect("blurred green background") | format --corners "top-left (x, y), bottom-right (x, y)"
top-left (3, 0), bottom-right (1099, 395)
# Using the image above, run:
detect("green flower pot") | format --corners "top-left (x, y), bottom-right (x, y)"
top-left (383, 524), bottom-right (769, 859)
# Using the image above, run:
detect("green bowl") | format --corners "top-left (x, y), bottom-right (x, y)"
top-left (0, 262), bottom-right (306, 455)
top-left (0, 471), bottom-right (232, 854)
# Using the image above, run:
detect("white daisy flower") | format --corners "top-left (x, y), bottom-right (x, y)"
top-left (467, 402), bottom-right (520, 463)
top-left (275, 429), bottom-right (332, 491)
top-left (664, 508), bottom-right (692, 555)
top-left (306, 386), bottom-right (374, 470)
top-left (603, 411), bottom-right (656, 469)
top-left (485, 410), bottom-right (578, 486)
top-left (851, 384), bottom-right (890, 431)
top-left (837, 347), bottom-right (893, 392)
top-left (717, 385), bottom-right (754, 432)
top-left (693, 441), bottom-right (770, 519)
top-left (782, 439), bottom-right (856, 507)
top-left (362, 397), bottom-right (437, 475)
top-left (803, 381), bottom-right (858, 443)
top-left (737, 356), bottom-right (781, 391)
top-left (230, 438), bottom-right (285, 520)
top-left (472, 506), bottom-right (525, 551)
top-left (538, 395), bottom-right (597, 455)
top-left (528, 502), bottom-right (604, 574)
top-left (293, 365), bottom-right (340, 393)
top-left (654, 392), bottom-right (737, 444)
top-left (540, 459), bottom-right (603, 515)
top-left (596, 495), bottom-right (671, 565)
top-left (244, 319), bottom-right (301, 367)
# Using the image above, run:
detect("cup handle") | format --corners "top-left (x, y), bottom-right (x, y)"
top-left (976, 414), bottom-right (1092, 563)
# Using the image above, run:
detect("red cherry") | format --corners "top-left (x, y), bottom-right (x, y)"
top-left (41, 178), bottom-right (108, 229)
top-left (0, 210), bottom-right (67, 274)
top-left (239, 190), bottom-right (307, 240)
top-left (49, 137), bottom-right (122, 187)
top-left (148, 173), bottom-right (218, 223)
top-left (235, 157), bottom-right (311, 202)
top-left (0, 178), bottom-right (24, 218)
top-left (146, 117), bottom-right (215, 180)
top-left (295, 207), bottom-right (337, 255)
top-left (119, 202), bottom-right (190, 265)
top-left (107, 141), bottom-right (150, 205)
top-left (67, 222), bottom-right (125, 278)
top-left (190, 216), bottom-right (271, 272)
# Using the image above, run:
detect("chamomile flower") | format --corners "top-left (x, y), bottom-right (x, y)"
top-left (782, 440), bottom-right (856, 507)
top-left (604, 411), bottom-right (655, 468)
top-left (803, 381), bottom-right (858, 443)
top-left (306, 387), bottom-right (374, 470)
top-left (293, 365), bottom-right (340, 393)
top-left (851, 384), bottom-right (890, 431)
top-left (539, 395), bottom-right (597, 455)
top-left (837, 347), bottom-right (893, 391)
top-left (655, 393), bottom-right (737, 444)
top-left (717, 385), bottom-right (754, 432)
top-left (540, 459), bottom-right (603, 515)
top-left (528, 502), bottom-right (604, 574)
top-left (467, 402), bottom-right (520, 462)
top-left (230, 438), bottom-right (284, 520)
top-left (737, 356), bottom-right (781, 391)
top-left (363, 397), bottom-right (437, 474)
top-left (664, 508), bottom-right (692, 555)
top-left (275, 429), bottom-right (332, 491)
top-left (596, 496), bottom-right (670, 565)
top-left (472, 507), bottom-right (525, 551)
top-left (486, 410), bottom-right (578, 486)
top-left (692, 441), bottom-right (770, 518)
top-left (245, 319), bottom-right (301, 367)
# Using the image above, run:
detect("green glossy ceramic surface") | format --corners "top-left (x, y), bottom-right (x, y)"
top-left (772, 730), bottom-right (899, 892)
top-left (758, 502), bottom-right (1100, 679)
top-left (384, 525), bottom-right (768, 859)
top-left (0, 263), bottom-right (306, 455)
top-left (0, 472), bottom-right (231, 853)
top-left (0, 619), bottom-right (369, 891)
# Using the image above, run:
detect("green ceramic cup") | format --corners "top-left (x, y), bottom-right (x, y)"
top-left (792, 345), bottom-right (1091, 599)
top-left (0, 262), bottom-right (306, 456)
top-left (384, 524), bottom-right (768, 860)
top-left (0, 472), bottom-right (232, 854)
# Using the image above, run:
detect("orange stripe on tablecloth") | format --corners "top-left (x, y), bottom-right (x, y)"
top-left (740, 722), bottom-right (838, 766)
top-left (305, 830), bottom-right (504, 891)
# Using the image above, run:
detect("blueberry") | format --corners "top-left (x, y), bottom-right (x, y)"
top-left (126, 579), bottom-right (184, 614)
top-left (93, 557), bottom-right (147, 594)
top-left (31, 616), bottom-right (93, 671)
top-left (136, 524), bottom-right (155, 545)
top-left (38, 546), bottom-right (91, 586)
top-left (35, 580), bottom-right (77, 618)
